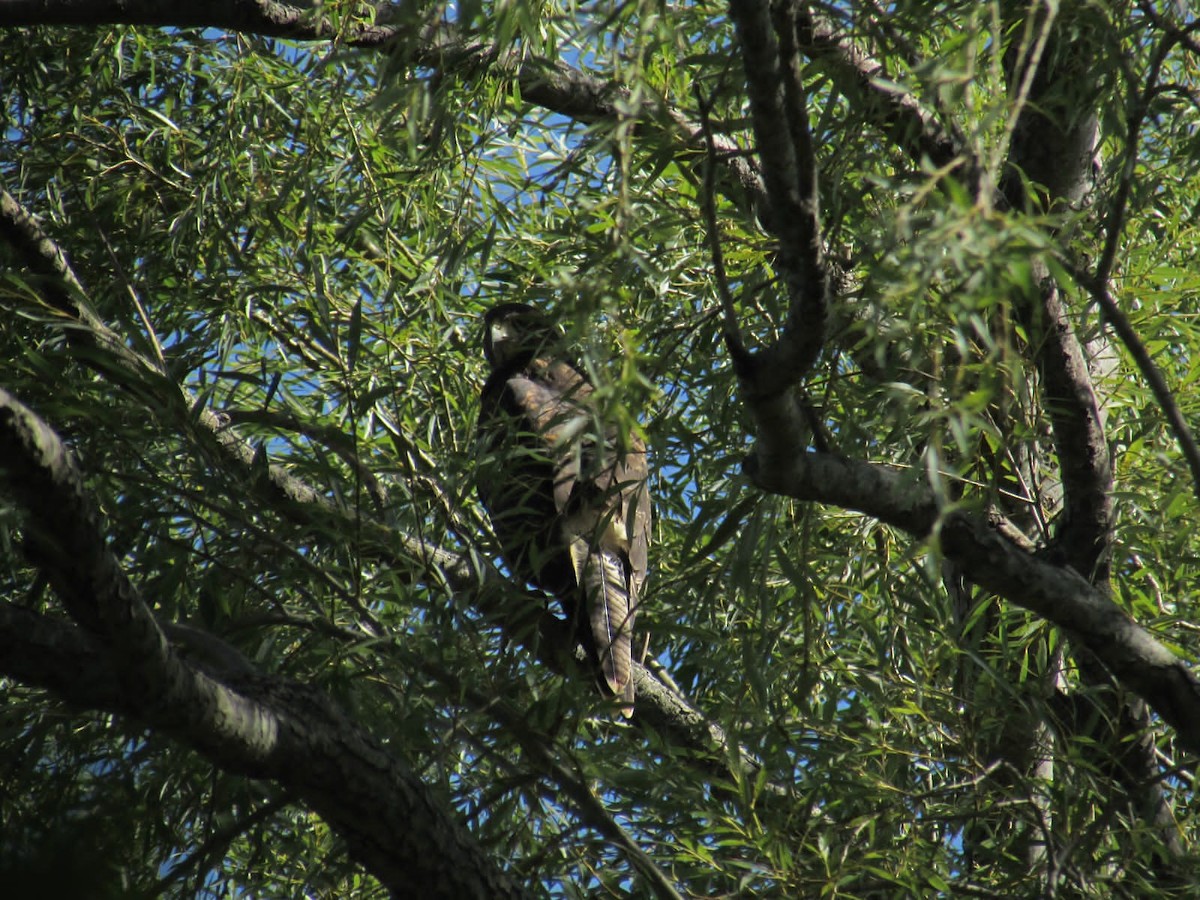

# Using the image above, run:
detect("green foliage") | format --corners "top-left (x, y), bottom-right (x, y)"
top-left (1, 0), bottom-right (1199, 896)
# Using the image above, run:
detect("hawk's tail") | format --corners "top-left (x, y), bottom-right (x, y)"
top-left (581, 547), bottom-right (636, 717)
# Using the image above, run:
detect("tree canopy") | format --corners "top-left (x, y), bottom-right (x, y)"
top-left (2, 0), bottom-right (1200, 896)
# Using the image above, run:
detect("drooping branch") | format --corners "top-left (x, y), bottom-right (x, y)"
top-left (0, 186), bottom-right (473, 595)
top-left (1085, 279), bottom-right (1200, 503)
top-left (0, 0), bottom-right (768, 216)
top-left (1081, 28), bottom-right (1200, 503)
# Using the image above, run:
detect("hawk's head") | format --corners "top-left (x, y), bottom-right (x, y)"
top-left (483, 303), bottom-right (559, 370)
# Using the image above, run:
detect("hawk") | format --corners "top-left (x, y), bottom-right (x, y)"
top-left (476, 303), bottom-right (650, 716)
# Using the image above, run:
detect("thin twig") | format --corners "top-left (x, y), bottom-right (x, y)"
top-left (1094, 33), bottom-right (1175, 285)
top-left (1086, 281), bottom-right (1200, 503)
top-left (693, 86), bottom-right (748, 364)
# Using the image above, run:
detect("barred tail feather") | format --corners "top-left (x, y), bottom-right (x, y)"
top-left (584, 548), bottom-right (636, 717)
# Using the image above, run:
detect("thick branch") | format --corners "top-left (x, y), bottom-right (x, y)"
top-left (727, 0), bottom-right (828, 398)
top-left (1024, 268), bottom-right (1113, 578)
top-left (523, 58), bottom-right (769, 213)
top-left (0, 386), bottom-right (719, 896)
top-left (0, 603), bottom-right (122, 709)
top-left (0, 0), bottom-right (400, 41)
top-left (939, 516), bottom-right (1200, 757)
top-left (747, 449), bottom-right (1200, 755)
top-left (0, 389), bottom-right (529, 899)
top-left (991, 5), bottom-right (1114, 581)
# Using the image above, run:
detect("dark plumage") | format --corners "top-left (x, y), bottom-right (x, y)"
top-left (476, 303), bottom-right (651, 716)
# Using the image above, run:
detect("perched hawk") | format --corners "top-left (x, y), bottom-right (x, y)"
top-left (476, 303), bottom-right (650, 716)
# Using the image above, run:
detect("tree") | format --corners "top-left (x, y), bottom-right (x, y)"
top-left (2, 0), bottom-right (1199, 895)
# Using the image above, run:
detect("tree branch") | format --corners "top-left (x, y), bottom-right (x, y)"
top-left (998, 12), bottom-right (1113, 580)
top-left (791, 5), bottom-right (974, 179)
top-left (1080, 30), bottom-right (1200, 502)
top-left (0, 182), bottom-right (775, 809)
top-left (0, 1), bottom-right (769, 217)
top-left (1084, 279), bottom-right (1200, 503)
top-left (0, 388), bottom-right (530, 899)
top-left (725, 0), bottom-right (829, 399)
top-left (0, 186), bottom-right (474, 595)
top-left (0, 0), bottom-right (400, 41)
top-left (746, 449), bottom-right (1200, 756)
top-left (1023, 269), bottom-right (1113, 578)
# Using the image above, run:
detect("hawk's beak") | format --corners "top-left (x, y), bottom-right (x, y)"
top-left (490, 321), bottom-right (514, 347)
